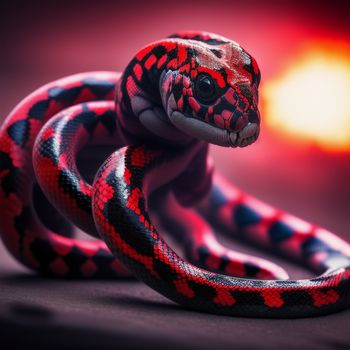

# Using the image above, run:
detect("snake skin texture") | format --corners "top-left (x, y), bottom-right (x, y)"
top-left (1, 31), bottom-right (350, 317)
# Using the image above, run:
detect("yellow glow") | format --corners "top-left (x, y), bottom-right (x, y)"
top-left (263, 42), bottom-right (350, 152)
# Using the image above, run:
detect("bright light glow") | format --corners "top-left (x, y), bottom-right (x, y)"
top-left (263, 42), bottom-right (350, 152)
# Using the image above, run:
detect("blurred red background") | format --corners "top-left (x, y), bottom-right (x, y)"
top-left (1, 2), bottom-right (350, 348)
top-left (1, 0), bottom-right (349, 245)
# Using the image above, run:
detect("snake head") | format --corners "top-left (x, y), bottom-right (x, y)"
top-left (161, 37), bottom-right (261, 147)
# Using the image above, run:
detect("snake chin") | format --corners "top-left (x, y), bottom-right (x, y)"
top-left (169, 110), bottom-right (259, 148)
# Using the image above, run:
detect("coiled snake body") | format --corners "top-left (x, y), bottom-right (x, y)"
top-left (1, 32), bottom-right (350, 317)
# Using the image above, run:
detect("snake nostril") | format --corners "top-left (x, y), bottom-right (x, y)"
top-left (236, 83), bottom-right (253, 106)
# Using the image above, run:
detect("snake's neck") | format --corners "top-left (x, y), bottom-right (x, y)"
top-left (115, 40), bottom-right (193, 146)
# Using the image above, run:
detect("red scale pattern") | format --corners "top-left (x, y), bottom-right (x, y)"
top-left (0, 72), bottom-right (132, 278)
top-left (92, 142), bottom-right (350, 317)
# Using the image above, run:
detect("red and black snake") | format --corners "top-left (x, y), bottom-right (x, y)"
top-left (1, 32), bottom-right (350, 317)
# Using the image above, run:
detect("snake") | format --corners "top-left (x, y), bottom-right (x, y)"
top-left (0, 31), bottom-right (350, 317)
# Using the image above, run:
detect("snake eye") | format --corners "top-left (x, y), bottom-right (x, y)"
top-left (195, 74), bottom-right (217, 104)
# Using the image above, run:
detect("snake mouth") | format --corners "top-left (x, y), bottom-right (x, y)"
top-left (169, 110), bottom-right (260, 148)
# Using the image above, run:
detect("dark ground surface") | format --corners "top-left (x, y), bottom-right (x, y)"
top-left (0, 223), bottom-right (349, 350)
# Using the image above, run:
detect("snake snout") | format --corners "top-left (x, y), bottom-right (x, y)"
top-left (227, 107), bottom-right (260, 132)
top-left (224, 82), bottom-right (260, 134)
top-left (228, 108), bottom-right (260, 148)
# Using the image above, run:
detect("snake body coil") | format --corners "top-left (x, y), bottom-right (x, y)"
top-left (1, 32), bottom-right (350, 317)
